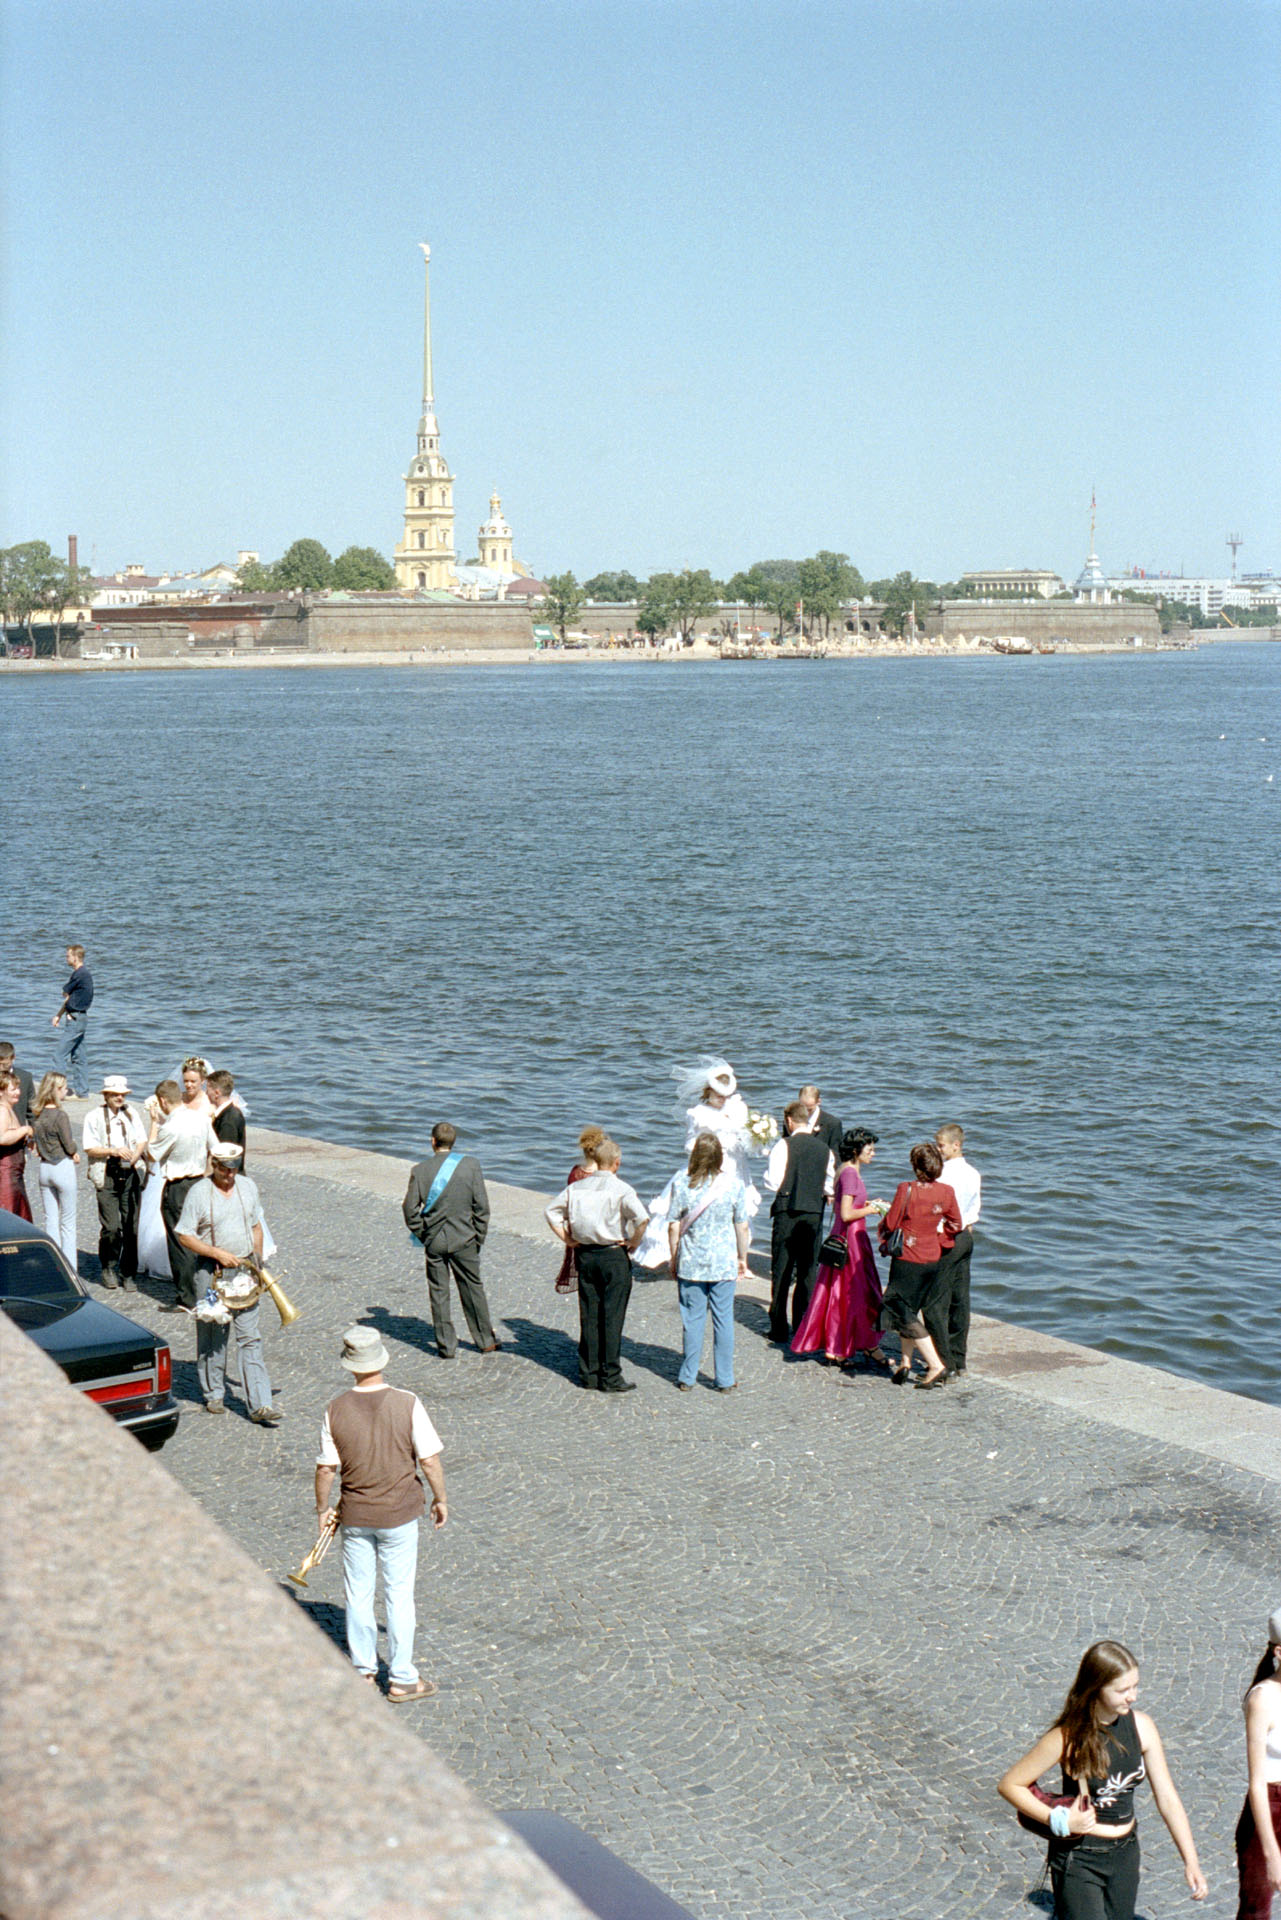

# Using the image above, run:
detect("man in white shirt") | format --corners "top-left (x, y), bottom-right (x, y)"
top-left (82, 1075), bottom-right (148, 1290)
top-left (149, 1075), bottom-right (218, 1309)
top-left (546, 1138), bottom-right (648, 1392)
top-left (925, 1122), bottom-right (982, 1378)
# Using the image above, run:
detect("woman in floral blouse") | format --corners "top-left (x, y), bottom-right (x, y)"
top-left (666, 1132), bottom-right (750, 1393)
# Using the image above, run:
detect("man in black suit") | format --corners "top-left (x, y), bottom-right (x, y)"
top-left (402, 1122), bottom-right (498, 1358)
top-left (799, 1084), bottom-right (843, 1159)
top-left (766, 1100), bottom-right (834, 1343)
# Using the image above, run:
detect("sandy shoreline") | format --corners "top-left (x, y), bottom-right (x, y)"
top-left (0, 635), bottom-right (1223, 675)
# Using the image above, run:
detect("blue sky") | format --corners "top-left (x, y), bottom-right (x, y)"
top-left (2, 0), bottom-right (1277, 583)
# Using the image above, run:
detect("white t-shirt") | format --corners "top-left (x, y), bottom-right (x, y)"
top-left (151, 1106), bottom-right (219, 1182)
top-left (939, 1154), bottom-right (981, 1228)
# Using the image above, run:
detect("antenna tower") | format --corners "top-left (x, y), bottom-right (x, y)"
top-left (1227, 532), bottom-right (1243, 581)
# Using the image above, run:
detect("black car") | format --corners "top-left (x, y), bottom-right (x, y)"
top-left (0, 1207), bottom-right (180, 1450)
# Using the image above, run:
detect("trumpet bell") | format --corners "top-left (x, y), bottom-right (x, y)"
top-left (260, 1268), bottom-right (301, 1327)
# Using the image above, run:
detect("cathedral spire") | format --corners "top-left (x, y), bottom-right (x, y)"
top-left (419, 241), bottom-right (434, 413)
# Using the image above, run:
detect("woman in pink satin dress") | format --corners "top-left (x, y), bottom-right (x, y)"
top-left (791, 1128), bottom-right (888, 1366)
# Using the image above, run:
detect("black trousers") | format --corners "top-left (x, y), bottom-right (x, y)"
top-left (924, 1229), bottom-right (973, 1371)
top-left (424, 1241), bottom-right (495, 1355)
top-left (162, 1175), bottom-right (200, 1307)
top-left (1049, 1830), bottom-right (1140, 1920)
top-left (769, 1210), bottom-right (824, 1341)
top-left (96, 1166), bottom-right (142, 1279)
top-left (575, 1244), bottom-right (632, 1388)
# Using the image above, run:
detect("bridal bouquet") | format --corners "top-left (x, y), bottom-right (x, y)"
top-left (745, 1109), bottom-right (779, 1152)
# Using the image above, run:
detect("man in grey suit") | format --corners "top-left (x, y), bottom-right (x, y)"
top-left (402, 1122), bottom-right (498, 1358)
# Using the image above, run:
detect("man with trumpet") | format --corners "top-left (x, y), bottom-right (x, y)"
top-left (313, 1325), bottom-right (447, 1703)
top-left (175, 1140), bottom-right (283, 1425)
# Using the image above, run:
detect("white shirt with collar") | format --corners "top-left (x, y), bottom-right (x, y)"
top-left (939, 1154), bottom-right (981, 1228)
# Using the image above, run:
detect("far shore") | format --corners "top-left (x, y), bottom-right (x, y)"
top-left (0, 632), bottom-right (1248, 675)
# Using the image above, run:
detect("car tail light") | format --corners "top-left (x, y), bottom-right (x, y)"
top-left (86, 1378), bottom-right (154, 1404)
top-left (156, 1346), bottom-right (171, 1393)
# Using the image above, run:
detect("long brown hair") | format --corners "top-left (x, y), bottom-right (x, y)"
top-left (687, 1131), bottom-right (723, 1185)
top-left (1054, 1640), bottom-right (1138, 1783)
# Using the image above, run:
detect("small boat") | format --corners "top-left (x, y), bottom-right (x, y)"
top-left (992, 637), bottom-right (1034, 655)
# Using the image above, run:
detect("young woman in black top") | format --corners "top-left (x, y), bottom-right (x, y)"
top-left (999, 1639), bottom-right (1207, 1917)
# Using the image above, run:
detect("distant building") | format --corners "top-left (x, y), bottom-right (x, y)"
top-left (1106, 571), bottom-right (1279, 615)
top-left (393, 245), bottom-right (457, 592)
top-left (959, 569), bottom-right (1065, 598)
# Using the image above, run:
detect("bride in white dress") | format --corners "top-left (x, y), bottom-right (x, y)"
top-left (633, 1058), bottom-right (762, 1269)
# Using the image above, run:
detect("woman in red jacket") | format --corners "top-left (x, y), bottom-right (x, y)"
top-left (878, 1140), bottom-right (961, 1389)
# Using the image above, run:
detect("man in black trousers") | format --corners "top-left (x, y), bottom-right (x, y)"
top-left (402, 1122), bottom-right (498, 1357)
top-left (766, 1100), bottom-right (834, 1344)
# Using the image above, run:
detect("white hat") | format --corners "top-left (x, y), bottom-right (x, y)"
top-left (340, 1325), bottom-right (390, 1374)
top-left (707, 1065), bottom-right (737, 1097)
top-left (1269, 1606), bottom-right (1281, 1644)
top-left (101, 1075), bottom-right (130, 1095)
top-left (208, 1141), bottom-right (243, 1164)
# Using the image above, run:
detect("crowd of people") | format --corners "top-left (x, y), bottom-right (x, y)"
top-left (5, 980), bottom-right (1279, 1917)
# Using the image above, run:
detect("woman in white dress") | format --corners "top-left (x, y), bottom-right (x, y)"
top-left (634, 1059), bottom-right (761, 1270)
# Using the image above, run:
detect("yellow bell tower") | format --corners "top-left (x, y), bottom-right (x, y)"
top-left (394, 243), bottom-right (456, 591)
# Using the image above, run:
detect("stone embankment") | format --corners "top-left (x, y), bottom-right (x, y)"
top-left (3, 1121), bottom-right (1277, 1919)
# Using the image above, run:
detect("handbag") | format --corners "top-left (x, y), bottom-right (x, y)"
top-left (882, 1183), bottom-right (910, 1259)
top-left (1016, 1782), bottom-right (1087, 1844)
top-left (818, 1230), bottom-right (848, 1268)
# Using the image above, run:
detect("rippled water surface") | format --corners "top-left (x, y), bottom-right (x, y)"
top-left (3, 647), bottom-right (1278, 1403)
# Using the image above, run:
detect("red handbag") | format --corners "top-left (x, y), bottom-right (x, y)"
top-left (1017, 1783), bottom-right (1088, 1842)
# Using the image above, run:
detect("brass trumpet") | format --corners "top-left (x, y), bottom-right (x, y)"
top-left (246, 1259), bottom-right (301, 1328)
top-left (289, 1507), bottom-right (338, 1588)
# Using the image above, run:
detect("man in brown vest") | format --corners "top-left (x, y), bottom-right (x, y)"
top-left (314, 1325), bottom-right (447, 1702)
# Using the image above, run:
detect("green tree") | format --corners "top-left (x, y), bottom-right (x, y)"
top-left (636, 572), bottom-right (677, 641)
top-left (583, 570), bottom-right (641, 601)
top-left (542, 570), bottom-right (587, 643)
top-left (236, 558), bottom-right (277, 592)
top-left (670, 567), bottom-right (719, 642)
top-left (332, 545), bottom-right (396, 591)
top-left (273, 539), bottom-right (334, 591)
top-left (877, 571), bottom-right (937, 636)
top-left (803, 550), bottom-right (863, 637)
top-left (1, 541), bottom-right (62, 645)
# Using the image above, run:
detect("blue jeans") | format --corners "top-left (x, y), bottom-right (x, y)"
top-left (54, 1013), bottom-right (88, 1096)
top-left (341, 1519), bottom-right (419, 1685)
top-left (677, 1278), bottom-right (735, 1387)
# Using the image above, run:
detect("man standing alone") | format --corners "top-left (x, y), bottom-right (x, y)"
top-left (402, 1123), bottom-right (498, 1358)
top-left (766, 1100), bottom-right (834, 1344)
top-left (51, 945), bottom-right (93, 1096)
top-left (315, 1325), bottom-right (446, 1702)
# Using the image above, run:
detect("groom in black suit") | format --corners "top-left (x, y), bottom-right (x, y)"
top-left (767, 1101), bottom-right (834, 1343)
top-left (402, 1122), bottom-right (498, 1357)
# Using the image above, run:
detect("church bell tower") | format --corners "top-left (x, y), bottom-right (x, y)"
top-left (394, 244), bottom-right (456, 591)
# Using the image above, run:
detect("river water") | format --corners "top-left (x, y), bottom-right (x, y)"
top-left (2, 645), bottom-right (1278, 1405)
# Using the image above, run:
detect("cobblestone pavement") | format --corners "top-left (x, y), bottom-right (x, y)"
top-left (72, 1159), bottom-right (1274, 1920)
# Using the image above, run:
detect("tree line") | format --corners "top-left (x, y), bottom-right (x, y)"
top-left (0, 542), bottom-right (94, 654)
top-left (542, 555), bottom-right (962, 643)
top-left (237, 540), bottom-right (397, 593)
